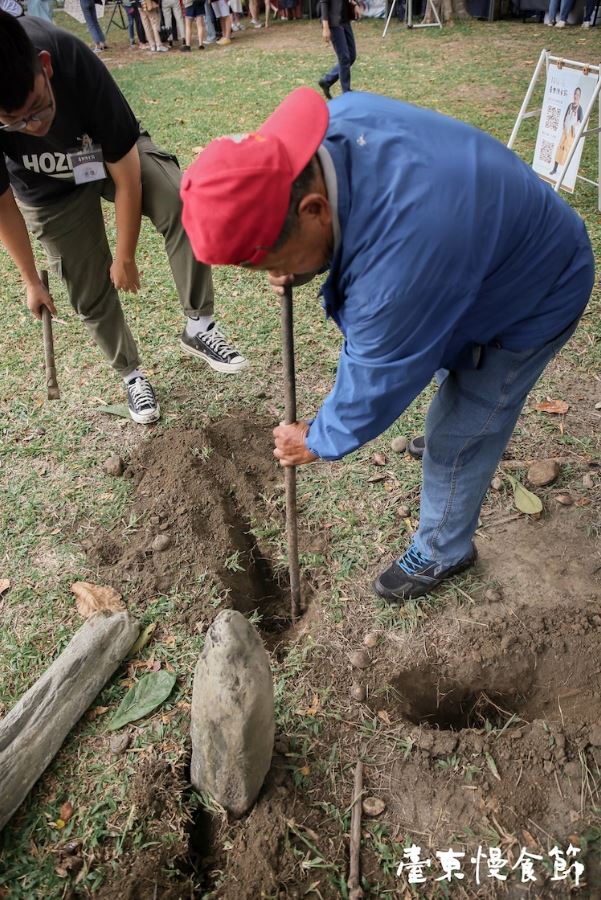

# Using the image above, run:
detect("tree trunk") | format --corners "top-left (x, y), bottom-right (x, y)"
top-left (0, 611), bottom-right (139, 832)
top-left (422, 0), bottom-right (470, 23)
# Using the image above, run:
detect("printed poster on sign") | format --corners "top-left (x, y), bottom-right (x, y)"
top-left (532, 63), bottom-right (596, 193)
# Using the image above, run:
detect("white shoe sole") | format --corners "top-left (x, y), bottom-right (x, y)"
top-left (180, 339), bottom-right (249, 373)
top-left (129, 404), bottom-right (161, 424)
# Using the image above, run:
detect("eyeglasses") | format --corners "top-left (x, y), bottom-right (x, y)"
top-left (0, 71), bottom-right (54, 133)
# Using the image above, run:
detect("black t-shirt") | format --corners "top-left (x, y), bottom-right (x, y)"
top-left (0, 18), bottom-right (140, 204)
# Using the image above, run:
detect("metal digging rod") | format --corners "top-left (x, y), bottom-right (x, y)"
top-left (280, 284), bottom-right (301, 621)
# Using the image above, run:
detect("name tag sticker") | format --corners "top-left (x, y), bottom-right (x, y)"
top-left (68, 145), bottom-right (106, 184)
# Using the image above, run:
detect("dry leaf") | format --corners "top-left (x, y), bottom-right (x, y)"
top-left (533, 399), bottom-right (569, 415)
top-left (71, 582), bottom-right (124, 617)
top-left (0, 579), bottom-right (10, 595)
top-left (59, 801), bottom-right (74, 823)
top-left (522, 829), bottom-right (539, 850)
top-left (298, 764), bottom-right (311, 777)
top-left (372, 452), bottom-right (387, 466)
top-left (86, 705), bottom-right (109, 721)
top-left (367, 474), bottom-right (387, 483)
top-left (377, 709), bottom-right (392, 726)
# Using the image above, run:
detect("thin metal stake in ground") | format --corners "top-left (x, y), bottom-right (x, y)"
top-left (348, 760), bottom-right (364, 899)
top-left (39, 269), bottom-right (60, 401)
top-left (280, 285), bottom-right (301, 621)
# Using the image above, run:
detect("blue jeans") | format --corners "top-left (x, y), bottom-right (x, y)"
top-left (547, 0), bottom-right (573, 21)
top-left (80, 0), bottom-right (106, 44)
top-left (412, 318), bottom-right (580, 567)
top-left (126, 4), bottom-right (146, 42)
top-left (322, 22), bottom-right (356, 93)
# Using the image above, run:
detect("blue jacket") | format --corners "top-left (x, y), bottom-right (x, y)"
top-left (305, 93), bottom-right (594, 461)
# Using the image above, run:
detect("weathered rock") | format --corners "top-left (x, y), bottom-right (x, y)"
top-left (484, 588), bottom-right (503, 604)
top-left (109, 731), bottom-right (132, 755)
top-left (152, 533), bottom-right (171, 552)
top-left (190, 609), bottom-right (274, 817)
top-left (490, 476), bottom-right (503, 492)
top-left (555, 493), bottom-right (573, 506)
top-left (348, 649), bottom-right (371, 670)
top-left (363, 632), bottom-right (381, 649)
top-left (527, 459), bottom-right (560, 487)
top-left (391, 436), bottom-right (408, 454)
top-left (103, 455), bottom-right (124, 477)
top-left (350, 682), bottom-right (366, 702)
top-left (397, 505), bottom-right (411, 519)
top-left (582, 473), bottom-right (594, 489)
top-left (362, 796), bottom-right (386, 817)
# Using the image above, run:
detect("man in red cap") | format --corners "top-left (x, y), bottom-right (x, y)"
top-left (180, 88), bottom-right (593, 604)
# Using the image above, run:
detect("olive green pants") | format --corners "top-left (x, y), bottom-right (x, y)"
top-left (18, 134), bottom-right (214, 377)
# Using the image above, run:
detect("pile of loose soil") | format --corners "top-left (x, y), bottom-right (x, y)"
top-left (85, 414), bottom-right (294, 630)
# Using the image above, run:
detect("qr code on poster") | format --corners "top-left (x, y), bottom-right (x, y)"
top-left (545, 105), bottom-right (561, 131)
top-left (540, 139), bottom-right (554, 164)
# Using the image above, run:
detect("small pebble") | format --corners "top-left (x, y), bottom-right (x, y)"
top-left (391, 436), bottom-right (408, 454)
top-left (595, 401), bottom-right (601, 410)
top-left (490, 476), bottom-right (503, 491)
top-left (362, 796), bottom-right (386, 817)
top-left (152, 533), bottom-right (172, 552)
top-left (527, 459), bottom-right (560, 487)
top-left (397, 505), bottom-right (411, 518)
top-left (348, 649), bottom-right (371, 669)
top-left (109, 732), bottom-right (131, 755)
top-left (484, 588), bottom-right (503, 603)
top-left (556, 493), bottom-right (573, 506)
top-left (582, 473), bottom-right (594, 489)
top-left (102, 455), bottom-right (124, 477)
top-left (350, 682), bottom-right (366, 702)
top-left (372, 452), bottom-right (387, 467)
top-left (363, 631), bottom-right (381, 648)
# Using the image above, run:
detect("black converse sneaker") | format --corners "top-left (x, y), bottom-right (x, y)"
top-left (126, 376), bottom-right (160, 424)
top-left (180, 322), bottom-right (248, 373)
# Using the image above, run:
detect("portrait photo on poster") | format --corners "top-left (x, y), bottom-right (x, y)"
top-left (533, 63), bottom-right (597, 193)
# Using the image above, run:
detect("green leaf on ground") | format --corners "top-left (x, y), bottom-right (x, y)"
top-left (127, 622), bottom-right (157, 658)
top-left (108, 670), bottom-right (176, 730)
top-left (95, 404), bottom-right (130, 418)
top-left (484, 751), bottom-right (501, 781)
top-left (505, 474), bottom-right (543, 515)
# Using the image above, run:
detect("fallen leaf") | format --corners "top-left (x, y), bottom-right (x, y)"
top-left (522, 829), bottom-right (539, 850)
top-left (0, 579), bottom-right (10, 595)
top-left (71, 582), bottom-right (124, 618)
top-left (534, 399), bottom-right (569, 415)
top-left (191, 145), bottom-right (204, 154)
top-left (367, 474), bottom-right (387, 483)
top-left (127, 622), bottom-right (157, 658)
top-left (94, 403), bottom-right (131, 419)
top-left (86, 705), bottom-right (109, 721)
top-left (377, 709), bottom-right (392, 726)
top-left (372, 452), bottom-right (387, 466)
top-left (59, 802), bottom-right (74, 823)
top-left (108, 670), bottom-right (177, 731)
top-left (506, 474), bottom-right (543, 516)
top-left (54, 819), bottom-right (66, 830)
top-left (484, 751), bottom-right (501, 781)
top-left (298, 764), bottom-right (311, 777)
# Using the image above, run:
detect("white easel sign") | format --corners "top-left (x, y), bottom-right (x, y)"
top-left (533, 62), bottom-right (597, 193)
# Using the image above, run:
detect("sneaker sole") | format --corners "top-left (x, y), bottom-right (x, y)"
top-left (373, 554), bottom-right (476, 603)
top-left (129, 404), bottom-right (161, 425)
top-left (180, 339), bottom-right (249, 373)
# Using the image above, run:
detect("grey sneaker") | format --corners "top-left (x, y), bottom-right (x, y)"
top-left (180, 322), bottom-right (248, 373)
top-left (126, 376), bottom-right (160, 424)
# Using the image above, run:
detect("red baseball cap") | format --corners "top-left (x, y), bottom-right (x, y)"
top-left (180, 87), bottom-right (329, 266)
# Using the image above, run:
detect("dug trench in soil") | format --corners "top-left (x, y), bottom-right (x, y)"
top-left (83, 414), bottom-right (311, 634)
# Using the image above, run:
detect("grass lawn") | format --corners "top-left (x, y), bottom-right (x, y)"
top-left (0, 11), bottom-right (600, 899)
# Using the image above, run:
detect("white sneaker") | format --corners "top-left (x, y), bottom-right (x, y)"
top-left (251, 17), bottom-right (262, 25)
top-left (582, 19), bottom-right (591, 26)
top-left (156, 44), bottom-right (170, 50)
top-left (555, 18), bottom-right (566, 26)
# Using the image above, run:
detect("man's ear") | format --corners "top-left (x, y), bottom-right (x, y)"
top-left (298, 192), bottom-right (331, 225)
top-left (39, 50), bottom-right (54, 79)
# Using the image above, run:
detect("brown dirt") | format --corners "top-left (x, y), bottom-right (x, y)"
top-left (84, 413), bottom-right (299, 633)
top-left (82, 402), bottom-right (601, 898)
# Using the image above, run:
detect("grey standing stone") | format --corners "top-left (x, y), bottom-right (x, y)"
top-left (0, 611), bottom-right (139, 832)
top-left (190, 610), bottom-right (274, 817)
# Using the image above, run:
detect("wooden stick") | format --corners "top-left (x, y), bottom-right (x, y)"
top-left (280, 285), bottom-right (301, 621)
top-left (0, 611), bottom-right (139, 832)
top-left (39, 269), bottom-right (60, 400)
top-left (348, 760), bottom-right (364, 900)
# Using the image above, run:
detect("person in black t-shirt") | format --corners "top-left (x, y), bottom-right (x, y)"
top-left (0, 12), bottom-right (248, 424)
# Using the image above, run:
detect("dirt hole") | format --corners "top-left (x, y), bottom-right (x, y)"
top-left (392, 664), bottom-right (523, 731)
